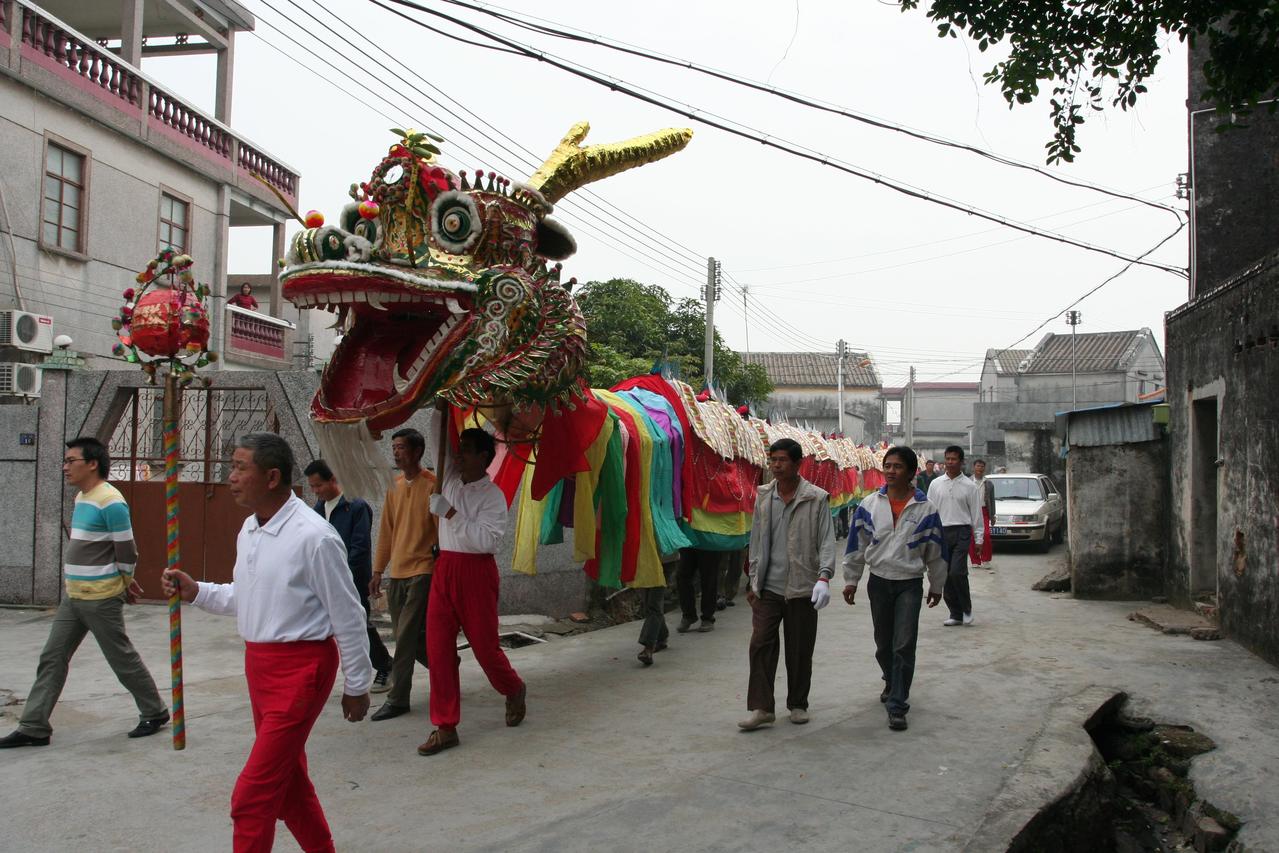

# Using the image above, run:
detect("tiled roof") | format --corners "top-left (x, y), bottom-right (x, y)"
top-left (1021, 329), bottom-right (1161, 375)
top-left (883, 382), bottom-right (980, 395)
top-left (988, 349), bottom-right (1033, 374)
top-left (740, 351), bottom-right (881, 388)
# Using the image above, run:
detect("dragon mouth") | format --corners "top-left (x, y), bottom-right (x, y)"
top-left (282, 264), bottom-right (476, 430)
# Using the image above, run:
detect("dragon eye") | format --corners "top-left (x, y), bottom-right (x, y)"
top-left (383, 164), bottom-right (404, 185)
top-left (430, 191), bottom-right (481, 254)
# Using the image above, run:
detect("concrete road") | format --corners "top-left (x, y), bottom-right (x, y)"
top-left (2, 548), bottom-right (1277, 852)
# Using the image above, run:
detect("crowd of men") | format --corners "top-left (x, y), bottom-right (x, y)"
top-left (0, 430), bottom-right (991, 851)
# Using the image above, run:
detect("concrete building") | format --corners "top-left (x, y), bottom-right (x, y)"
top-left (1163, 36), bottom-right (1279, 665)
top-left (740, 350), bottom-right (881, 441)
top-left (0, 0), bottom-right (306, 369)
top-left (973, 329), bottom-right (1166, 469)
top-left (881, 381), bottom-right (979, 462)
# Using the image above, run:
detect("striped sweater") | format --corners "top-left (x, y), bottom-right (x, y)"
top-left (65, 482), bottom-right (137, 600)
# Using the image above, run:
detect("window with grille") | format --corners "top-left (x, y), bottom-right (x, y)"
top-left (41, 143), bottom-right (86, 253)
top-left (159, 192), bottom-right (189, 252)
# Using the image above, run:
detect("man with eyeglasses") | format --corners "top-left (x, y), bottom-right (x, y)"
top-left (0, 438), bottom-right (169, 748)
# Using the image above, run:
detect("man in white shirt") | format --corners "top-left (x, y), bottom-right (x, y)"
top-left (163, 433), bottom-right (371, 853)
top-left (418, 427), bottom-right (526, 756)
top-left (926, 445), bottom-right (985, 627)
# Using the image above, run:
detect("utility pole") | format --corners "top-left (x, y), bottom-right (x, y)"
top-left (741, 284), bottom-right (750, 356)
top-left (703, 257), bottom-right (720, 391)
top-left (1066, 310), bottom-right (1082, 410)
top-left (904, 365), bottom-right (916, 447)
top-left (836, 339), bottom-right (847, 435)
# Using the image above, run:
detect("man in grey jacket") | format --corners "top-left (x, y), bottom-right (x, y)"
top-left (844, 445), bottom-right (947, 731)
top-left (739, 438), bottom-right (836, 731)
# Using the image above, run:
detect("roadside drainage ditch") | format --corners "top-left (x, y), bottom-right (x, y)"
top-left (1011, 698), bottom-right (1244, 852)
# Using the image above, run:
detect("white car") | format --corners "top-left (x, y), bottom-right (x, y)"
top-left (987, 473), bottom-right (1065, 552)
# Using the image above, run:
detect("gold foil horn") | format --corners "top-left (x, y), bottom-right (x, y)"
top-left (526, 122), bottom-right (693, 204)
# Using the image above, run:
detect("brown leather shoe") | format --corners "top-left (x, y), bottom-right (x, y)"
top-left (505, 685), bottom-right (527, 727)
top-left (417, 727), bottom-right (459, 756)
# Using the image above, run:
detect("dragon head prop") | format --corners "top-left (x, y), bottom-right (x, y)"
top-left (281, 122), bottom-right (691, 436)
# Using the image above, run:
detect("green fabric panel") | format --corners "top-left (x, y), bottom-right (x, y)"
top-left (620, 394), bottom-right (692, 556)
top-left (538, 480), bottom-right (564, 546)
top-left (596, 411), bottom-right (627, 588)
top-left (678, 520), bottom-right (749, 552)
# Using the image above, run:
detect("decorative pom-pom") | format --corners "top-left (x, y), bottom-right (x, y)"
top-left (358, 200), bottom-right (381, 220)
top-left (123, 288), bottom-right (135, 300)
top-left (304, 210), bottom-right (325, 228)
top-left (112, 343), bottom-right (125, 356)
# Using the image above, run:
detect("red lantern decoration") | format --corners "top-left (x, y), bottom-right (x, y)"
top-left (130, 289), bottom-right (210, 358)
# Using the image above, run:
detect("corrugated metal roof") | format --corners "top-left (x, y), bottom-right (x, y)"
top-left (740, 351), bottom-right (881, 388)
top-left (1063, 403), bottom-right (1162, 447)
top-left (1021, 329), bottom-right (1158, 374)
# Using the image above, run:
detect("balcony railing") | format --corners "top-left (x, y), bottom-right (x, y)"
top-left (226, 305), bottom-right (295, 364)
top-left (4, 0), bottom-right (299, 205)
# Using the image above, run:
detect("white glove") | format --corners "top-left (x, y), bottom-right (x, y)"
top-left (810, 579), bottom-right (830, 611)
top-left (429, 493), bottom-right (453, 517)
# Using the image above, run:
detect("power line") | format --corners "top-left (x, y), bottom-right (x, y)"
top-left (428, 0), bottom-right (1185, 222)
top-left (248, 1), bottom-right (708, 293)
top-left (377, 0), bottom-right (1188, 275)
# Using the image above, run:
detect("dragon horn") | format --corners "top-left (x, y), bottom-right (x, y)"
top-left (526, 122), bottom-right (693, 204)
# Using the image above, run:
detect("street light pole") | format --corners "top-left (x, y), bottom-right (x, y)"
top-left (836, 338), bottom-right (847, 435)
top-left (1066, 310), bottom-right (1082, 410)
top-left (703, 257), bottom-right (720, 390)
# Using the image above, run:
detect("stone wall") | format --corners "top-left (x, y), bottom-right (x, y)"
top-left (1067, 438), bottom-right (1169, 599)
top-left (1166, 252), bottom-right (1279, 664)
top-left (1002, 424), bottom-right (1064, 486)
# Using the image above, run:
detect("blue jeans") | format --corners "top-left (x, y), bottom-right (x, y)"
top-left (867, 574), bottom-right (923, 716)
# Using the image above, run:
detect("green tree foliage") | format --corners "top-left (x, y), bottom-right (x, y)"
top-left (899, 1), bottom-right (1279, 163)
top-left (575, 279), bottom-right (774, 405)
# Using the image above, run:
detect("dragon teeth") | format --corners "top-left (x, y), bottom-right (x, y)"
top-left (445, 298), bottom-right (465, 314)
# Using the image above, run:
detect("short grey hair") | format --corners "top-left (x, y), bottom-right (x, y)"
top-left (237, 432), bottom-right (295, 486)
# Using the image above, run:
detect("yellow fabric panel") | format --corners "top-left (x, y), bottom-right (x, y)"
top-left (511, 456), bottom-right (545, 575)
top-left (688, 508), bottom-right (752, 536)
top-left (595, 391), bottom-right (664, 589)
top-left (573, 415), bottom-right (614, 563)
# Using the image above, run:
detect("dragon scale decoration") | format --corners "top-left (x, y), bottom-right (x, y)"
top-left (281, 123), bottom-right (691, 489)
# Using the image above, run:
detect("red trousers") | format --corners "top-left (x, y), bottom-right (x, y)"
top-left (427, 550), bottom-right (524, 728)
top-left (970, 507), bottom-right (994, 565)
top-left (232, 639), bottom-right (338, 853)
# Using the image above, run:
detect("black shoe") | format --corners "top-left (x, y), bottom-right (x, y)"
top-left (888, 713), bottom-right (908, 731)
top-left (880, 685), bottom-right (890, 703)
top-left (725, 599), bottom-right (736, 607)
top-left (637, 647), bottom-right (654, 666)
top-left (716, 596), bottom-right (727, 611)
top-left (0, 730), bottom-right (49, 748)
top-left (371, 702), bottom-right (409, 722)
top-left (127, 711), bottom-right (170, 739)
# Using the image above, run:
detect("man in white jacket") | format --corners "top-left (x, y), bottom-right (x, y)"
top-left (843, 445), bottom-right (947, 732)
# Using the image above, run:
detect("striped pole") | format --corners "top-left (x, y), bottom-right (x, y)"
top-left (164, 370), bottom-right (185, 750)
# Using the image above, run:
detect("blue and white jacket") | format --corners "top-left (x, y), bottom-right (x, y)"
top-left (842, 487), bottom-right (948, 595)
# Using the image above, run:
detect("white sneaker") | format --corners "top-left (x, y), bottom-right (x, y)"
top-left (962, 612), bottom-right (975, 626)
top-left (737, 710), bottom-right (776, 731)
top-left (789, 708), bottom-right (809, 725)
top-left (943, 617), bottom-right (962, 626)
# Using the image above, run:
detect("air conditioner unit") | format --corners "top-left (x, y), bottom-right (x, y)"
top-left (0, 361), bottom-right (42, 398)
top-left (0, 310), bottom-right (54, 353)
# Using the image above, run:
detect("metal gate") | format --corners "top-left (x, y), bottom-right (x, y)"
top-left (107, 387), bottom-right (281, 598)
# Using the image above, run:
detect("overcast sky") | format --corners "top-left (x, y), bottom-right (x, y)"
top-left (148, 0), bottom-right (1190, 385)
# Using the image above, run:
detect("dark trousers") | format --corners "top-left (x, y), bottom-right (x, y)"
top-left (718, 549), bottom-right (745, 602)
top-left (746, 590), bottom-right (819, 713)
top-left (678, 548), bottom-right (724, 623)
top-left (639, 564), bottom-right (672, 649)
top-left (867, 574), bottom-right (923, 716)
top-left (941, 526), bottom-right (973, 619)
top-left (351, 567), bottom-right (392, 673)
top-left (386, 574), bottom-right (431, 708)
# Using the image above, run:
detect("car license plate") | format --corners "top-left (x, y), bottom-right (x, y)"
top-left (991, 526), bottom-right (1008, 535)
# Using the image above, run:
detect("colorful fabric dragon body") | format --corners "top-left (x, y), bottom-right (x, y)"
top-left (283, 123), bottom-right (886, 589)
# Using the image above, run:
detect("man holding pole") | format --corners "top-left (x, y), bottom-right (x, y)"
top-left (162, 433), bottom-right (371, 853)
top-left (0, 438), bottom-right (169, 748)
top-left (418, 426), bottom-right (526, 756)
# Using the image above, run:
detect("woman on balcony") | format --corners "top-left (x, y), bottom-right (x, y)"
top-left (228, 282), bottom-right (259, 311)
